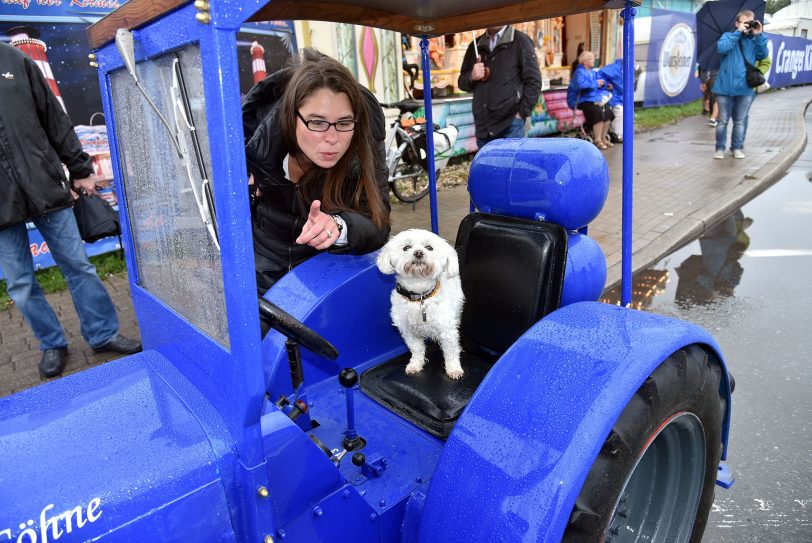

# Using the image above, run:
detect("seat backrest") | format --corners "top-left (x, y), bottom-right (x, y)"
top-left (455, 213), bottom-right (568, 358)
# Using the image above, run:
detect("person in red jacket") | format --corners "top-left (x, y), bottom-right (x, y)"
top-left (0, 42), bottom-right (141, 378)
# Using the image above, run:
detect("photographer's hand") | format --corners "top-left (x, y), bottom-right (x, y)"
top-left (751, 21), bottom-right (762, 35)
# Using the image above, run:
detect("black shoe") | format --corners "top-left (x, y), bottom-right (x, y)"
top-left (39, 347), bottom-right (68, 378)
top-left (93, 334), bottom-right (142, 355)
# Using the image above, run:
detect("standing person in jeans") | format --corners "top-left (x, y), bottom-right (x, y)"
top-left (458, 25), bottom-right (541, 149)
top-left (0, 42), bottom-right (141, 378)
top-left (712, 10), bottom-right (768, 160)
top-left (699, 66), bottom-right (719, 127)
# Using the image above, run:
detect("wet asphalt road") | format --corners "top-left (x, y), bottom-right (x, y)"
top-left (620, 112), bottom-right (812, 541)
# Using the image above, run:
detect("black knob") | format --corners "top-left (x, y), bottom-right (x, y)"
top-left (339, 368), bottom-right (358, 388)
top-left (352, 452), bottom-right (366, 466)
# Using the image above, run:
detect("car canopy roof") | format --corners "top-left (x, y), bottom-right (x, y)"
top-left (88, 0), bottom-right (625, 49)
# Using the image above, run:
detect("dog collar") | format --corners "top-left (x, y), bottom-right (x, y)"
top-left (396, 281), bottom-right (440, 302)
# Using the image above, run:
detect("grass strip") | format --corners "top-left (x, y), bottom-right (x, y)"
top-left (634, 99), bottom-right (703, 132)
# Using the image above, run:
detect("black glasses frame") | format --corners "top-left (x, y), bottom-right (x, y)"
top-left (296, 111), bottom-right (357, 132)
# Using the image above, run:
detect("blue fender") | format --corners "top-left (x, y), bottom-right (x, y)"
top-left (0, 352), bottom-right (236, 542)
top-left (418, 301), bottom-right (732, 543)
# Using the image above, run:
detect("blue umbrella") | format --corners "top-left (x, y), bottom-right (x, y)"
top-left (696, 0), bottom-right (765, 72)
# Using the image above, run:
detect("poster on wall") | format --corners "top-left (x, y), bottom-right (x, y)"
top-left (589, 12), bottom-right (601, 60)
top-left (643, 9), bottom-right (701, 107)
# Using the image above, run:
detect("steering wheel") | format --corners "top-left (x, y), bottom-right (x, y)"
top-left (258, 297), bottom-right (338, 361)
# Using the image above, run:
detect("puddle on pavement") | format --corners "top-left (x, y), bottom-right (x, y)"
top-left (601, 155), bottom-right (812, 314)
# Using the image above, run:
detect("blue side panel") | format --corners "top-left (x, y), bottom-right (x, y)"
top-left (419, 301), bottom-right (732, 543)
top-left (0, 351), bottom-right (234, 542)
top-left (560, 231), bottom-right (607, 306)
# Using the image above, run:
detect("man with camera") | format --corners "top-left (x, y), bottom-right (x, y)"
top-left (712, 9), bottom-right (768, 160)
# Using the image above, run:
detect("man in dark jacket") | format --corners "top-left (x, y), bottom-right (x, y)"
top-left (458, 25), bottom-right (542, 148)
top-left (0, 42), bottom-right (141, 378)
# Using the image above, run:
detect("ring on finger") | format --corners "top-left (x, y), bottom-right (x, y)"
top-left (326, 230), bottom-right (333, 239)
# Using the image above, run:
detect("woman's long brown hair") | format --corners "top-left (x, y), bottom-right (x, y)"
top-left (280, 49), bottom-right (389, 230)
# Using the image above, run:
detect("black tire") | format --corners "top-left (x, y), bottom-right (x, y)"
top-left (390, 157), bottom-right (431, 203)
top-left (563, 345), bottom-right (726, 543)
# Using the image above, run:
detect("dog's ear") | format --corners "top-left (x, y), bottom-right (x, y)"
top-left (376, 246), bottom-right (396, 275)
top-left (443, 242), bottom-right (460, 277)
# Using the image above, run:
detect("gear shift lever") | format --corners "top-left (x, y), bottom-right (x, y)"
top-left (339, 368), bottom-right (362, 451)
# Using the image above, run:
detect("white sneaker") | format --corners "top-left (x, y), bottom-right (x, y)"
top-left (713, 150), bottom-right (724, 159)
top-left (733, 149), bottom-right (746, 159)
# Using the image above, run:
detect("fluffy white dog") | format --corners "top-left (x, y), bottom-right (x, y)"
top-left (376, 229), bottom-right (465, 379)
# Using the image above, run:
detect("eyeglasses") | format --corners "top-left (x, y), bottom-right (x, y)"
top-left (296, 111), bottom-right (356, 132)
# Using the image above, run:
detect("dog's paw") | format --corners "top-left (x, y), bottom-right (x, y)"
top-left (445, 366), bottom-right (464, 380)
top-left (405, 358), bottom-right (426, 375)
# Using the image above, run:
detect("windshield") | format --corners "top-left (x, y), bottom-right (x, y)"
top-left (110, 44), bottom-right (229, 348)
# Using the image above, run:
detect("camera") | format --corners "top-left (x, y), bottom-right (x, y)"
top-left (743, 20), bottom-right (761, 33)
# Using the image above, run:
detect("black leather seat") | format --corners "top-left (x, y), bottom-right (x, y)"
top-left (362, 213), bottom-right (568, 438)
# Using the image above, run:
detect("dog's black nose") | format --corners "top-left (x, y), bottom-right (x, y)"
top-left (413, 249), bottom-right (424, 259)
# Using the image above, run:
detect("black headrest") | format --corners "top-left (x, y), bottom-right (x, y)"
top-left (455, 213), bottom-right (568, 357)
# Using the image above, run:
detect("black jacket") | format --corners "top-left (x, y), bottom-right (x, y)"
top-left (242, 68), bottom-right (391, 293)
top-left (458, 27), bottom-right (542, 140)
top-left (0, 42), bottom-right (93, 229)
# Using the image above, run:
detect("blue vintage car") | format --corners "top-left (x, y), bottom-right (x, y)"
top-left (0, 1), bottom-right (734, 542)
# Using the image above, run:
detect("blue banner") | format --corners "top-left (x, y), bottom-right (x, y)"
top-left (0, 0), bottom-right (124, 20)
top-left (765, 33), bottom-right (812, 87)
top-left (643, 9), bottom-right (702, 107)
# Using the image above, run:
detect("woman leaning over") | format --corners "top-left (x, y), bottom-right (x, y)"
top-left (243, 48), bottom-right (391, 294)
top-left (568, 50), bottom-right (614, 150)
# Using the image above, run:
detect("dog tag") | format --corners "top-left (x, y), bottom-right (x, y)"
top-left (421, 301), bottom-right (427, 322)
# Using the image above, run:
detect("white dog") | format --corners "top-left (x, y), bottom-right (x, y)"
top-left (376, 229), bottom-right (465, 379)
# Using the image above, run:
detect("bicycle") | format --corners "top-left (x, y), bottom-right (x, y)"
top-left (381, 101), bottom-right (457, 206)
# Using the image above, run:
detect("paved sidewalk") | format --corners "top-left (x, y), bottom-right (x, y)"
top-left (2, 86), bottom-right (810, 397)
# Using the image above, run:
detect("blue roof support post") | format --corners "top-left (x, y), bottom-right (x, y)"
top-left (420, 35), bottom-right (440, 235)
top-left (621, 1), bottom-right (637, 307)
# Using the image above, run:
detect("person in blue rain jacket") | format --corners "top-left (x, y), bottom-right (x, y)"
top-left (711, 9), bottom-right (768, 160)
top-left (567, 50), bottom-right (613, 150)
top-left (598, 58), bottom-right (623, 143)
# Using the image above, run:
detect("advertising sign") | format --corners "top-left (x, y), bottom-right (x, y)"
top-left (768, 33), bottom-right (812, 87)
top-left (644, 9), bottom-right (702, 107)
